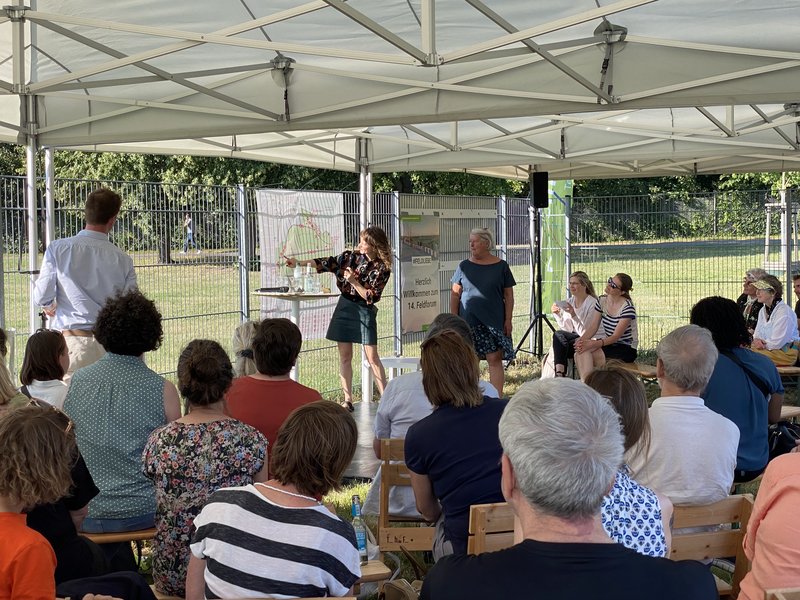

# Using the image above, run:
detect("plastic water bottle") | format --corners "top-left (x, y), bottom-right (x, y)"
top-left (351, 494), bottom-right (369, 565)
top-left (293, 264), bottom-right (304, 292)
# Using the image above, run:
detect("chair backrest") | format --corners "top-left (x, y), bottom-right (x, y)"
top-left (670, 494), bottom-right (755, 598)
top-left (377, 438), bottom-right (434, 552)
top-left (467, 502), bottom-right (516, 555)
top-left (765, 589), bottom-right (800, 600)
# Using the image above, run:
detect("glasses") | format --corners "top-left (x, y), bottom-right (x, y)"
top-left (25, 398), bottom-right (74, 435)
top-left (607, 277), bottom-right (620, 289)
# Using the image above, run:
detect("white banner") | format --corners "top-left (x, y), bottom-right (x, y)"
top-left (400, 213), bottom-right (440, 334)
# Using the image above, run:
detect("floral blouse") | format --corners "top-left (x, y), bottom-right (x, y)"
top-left (142, 418), bottom-right (267, 597)
top-left (314, 250), bottom-right (390, 305)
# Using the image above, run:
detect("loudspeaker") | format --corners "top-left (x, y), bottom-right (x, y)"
top-left (532, 172), bottom-right (549, 208)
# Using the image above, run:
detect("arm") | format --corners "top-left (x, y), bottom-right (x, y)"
top-left (658, 493), bottom-right (673, 556)
top-left (761, 305), bottom-right (796, 349)
top-left (409, 471), bottom-right (442, 523)
top-left (185, 555), bottom-right (206, 600)
top-left (163, 381), bottom-right (181, 422)
top-left (574, 308), bottom-right (601, 354)
top-left (70, 505), bottom-right (89, 532)
top-left (450, 284), bottom-right (462, 314)
top-left (768, 392), bottom-right (784, 424)
top-left (32, 247), bottom-right (58, 310)
top-left (503, 287), bottom-right (514, 337)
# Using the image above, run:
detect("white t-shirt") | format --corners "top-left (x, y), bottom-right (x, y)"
top-left (553, 295), bottom-right (597, 336)
top-left (24, 379), bottom-right (69, 409)
top-left (754, 300), bottom-right (799, 350)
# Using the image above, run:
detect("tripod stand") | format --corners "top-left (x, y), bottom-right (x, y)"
top-left (513, 204), bottom-right (556, 359)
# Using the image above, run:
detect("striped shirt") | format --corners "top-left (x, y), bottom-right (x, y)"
top-left (594, 296), bottom-right (637, 347)
top-left (190, 485), bottom-right (360, 599)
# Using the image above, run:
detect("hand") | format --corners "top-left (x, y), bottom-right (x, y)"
top-left (284, 256), bottom-right (296, 268)
top-left (504, 320), bottom-right (513, 337)
top-left (343, 267), bottom-right (356, 283)
top-left (43, 303), bottom-right (57, 317)
top-left (574, 339), bottom-right (586, 354)
top-left (551, 303), bottom-right (560, 315)
top-left (752, 338), bottom-right (766, 350)
top-left (563, 303), bottom-right (576, 317)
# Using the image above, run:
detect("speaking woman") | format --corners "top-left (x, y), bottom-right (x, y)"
top-left (286, 226), bottom-right (392, 411)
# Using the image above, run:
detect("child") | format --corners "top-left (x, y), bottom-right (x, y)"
top-left (0, 403), bottom-right (76, 599)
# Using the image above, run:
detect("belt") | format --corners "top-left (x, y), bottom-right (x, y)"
top-left (61, 329), bottom-right (94, 338)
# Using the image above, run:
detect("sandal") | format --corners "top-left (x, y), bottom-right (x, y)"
top-left (342, 400), bottom-right (355, 412)
top-left (554, 368), bottom-right (566, 378)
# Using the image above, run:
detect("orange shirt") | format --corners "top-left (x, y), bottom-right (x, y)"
top-left (0, 512), bottom-right (56, 600)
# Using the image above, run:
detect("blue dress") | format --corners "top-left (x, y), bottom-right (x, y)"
top-left (451, 260), bottom-right (516, 360)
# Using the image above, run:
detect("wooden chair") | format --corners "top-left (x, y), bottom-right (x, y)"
top-left (84, 527), bottom-right (156, 545)
top-left (376, 438), bottom-right (435, 553)
top-left (467, 502), bottom-right (516, 555)
top-left (766, 589), bottom-right (800, 600)
top-left (670, 494), bottom-right (755, 598)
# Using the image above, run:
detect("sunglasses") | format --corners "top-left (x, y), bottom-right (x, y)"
top-left (25, 398), bottom-right (74, 435)
top-left (607, 277), bottom-right (620, 290)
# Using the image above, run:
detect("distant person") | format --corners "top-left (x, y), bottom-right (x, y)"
top-left (19, 329), bottom-right (70, 409)
top-left (419, 378), bottom-right (717, 600)
top-left (181, 213), bottom-right (200, 254)
top-left (450, 227), bottom-right (515, 396)
top-left (231, 320), bottom-right (259, 377)
top-left (794, 273), bottom-right (800, 331)
top-left (628, 325), bottom-right (739, 505)
top-left (0, 327), bottom-right (27, 414)
top-left (543, 271), bottom-right (598, 378)
top-left (285, 226), bottom-right (392, 410)
top-left (226, 318), bottom-right (322, 459)
top-left (751, 275), bottom-right (800, 366)
top-left (363, 313), bottom-right (498, 518)
top-left (33, 188), bottom-right (137, 377)
top-left (691, 296), bottom-right (783, 482)
top-left (737, 268), bottom-right (767, 335)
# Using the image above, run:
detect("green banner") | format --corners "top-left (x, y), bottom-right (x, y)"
top-left (541, 180), bottom-right (573, 311)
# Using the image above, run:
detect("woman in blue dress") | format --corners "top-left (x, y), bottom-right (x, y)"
top-left (450, 228), bottom-right (515, 396)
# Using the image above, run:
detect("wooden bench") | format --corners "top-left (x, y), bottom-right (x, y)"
top-left (619, 361), bottom-right (658, 382)
top-left (781, 404), bottom-right (800, 421)
top-left (766, 589), bottom-right (800, 600)
top-left (83, 528), bottom-right (156, 545)
top-left (467, 502), bottom-right (516, 555)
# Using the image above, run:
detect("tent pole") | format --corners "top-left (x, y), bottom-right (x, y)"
top-left (44, 146), bottom-right (55, 247)
top-left (781, 173), bottom-right (792, 306)
top-left (358, 155), bottom-right (373, 401)
top-left (25, 107), bottom-right (39, 337)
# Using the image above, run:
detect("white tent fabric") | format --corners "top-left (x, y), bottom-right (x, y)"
top-left (1, 0), bottom-right (799, 178)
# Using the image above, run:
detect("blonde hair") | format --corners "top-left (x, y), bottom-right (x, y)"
top-left (470, 227), bottom-right (494, 250)
top-left (421, 330), bottom-right (483, 408)
top-left (570, 271), bottom-right (598, 299)
top-left (232, 320), bottom-right (258, 377)
top-left (0, 363), bottom-right (18, 405)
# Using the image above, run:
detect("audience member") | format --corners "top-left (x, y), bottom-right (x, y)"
top-left (737, 268), bottom-right (767, 335)
top-left (691, 296), bottom-right (783, 482)
top-left (738, 453), bottom-right (800, 600)
top-left (186, 401), bottom-right (361, 600)
top-left (628, 325), bottom-right (738, 505)
top-left (405, 330), bottom-right (507, 560)
top-left (143, 339), bottom-right (268, 597)
top-left (64, 290), bottom-right (180, 569)
top-left (574, 273), bottom-right (637, 380)
top-left (231, 320), bottom-right (259, 377)
top-left (33, 188), bottom-right (137, 377)
top-left (419, 378), bottom-right (717, 600)
top-left (585, 363), bottom-right (673, 557)
top-left (794, 273), bottom-right (800, 331)
top-left (751, 275), bottom-right (800, 366)
top-left (544, 271), bottom-right (598, 378)
top-left (19, 329), bottom-right (70, 408)
top-left (0, 327), bottom-right (6, 358)
top-left (0, 358), bottom-right (26, 415)
top-left (363, 313), bottom-right (498, 517)
top-left (226, 318), bottom-right (322, 460)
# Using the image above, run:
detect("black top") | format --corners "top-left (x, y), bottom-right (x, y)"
top-left (795, 299), bottom-right (800, 320)
top-left (737, 293), bottom-right (763, 333)
top-left (421, 538), bottom-right (717, 600)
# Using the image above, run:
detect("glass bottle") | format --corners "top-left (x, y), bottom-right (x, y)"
top-left (351, 494), bottom-right (369, 565)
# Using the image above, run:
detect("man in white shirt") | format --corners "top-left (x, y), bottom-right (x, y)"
top-left (33, 188), bottom-right (137, 377)
top-left (628, 324), bottom-right (739, 506)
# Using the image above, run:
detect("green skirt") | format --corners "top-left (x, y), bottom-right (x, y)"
top-left (326, 295), bottom-right (378, 345)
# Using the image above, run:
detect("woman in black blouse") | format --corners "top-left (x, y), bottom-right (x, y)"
top-left (286, 226), bottom-right (392, 411)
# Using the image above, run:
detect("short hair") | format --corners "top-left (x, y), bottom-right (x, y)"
top-left (232, 321), bottom-right (259, 377)
top-left (690, 296), bottom-right (751, 349)
top-left (757, 274), bottom-right (783, 298)
top-left (270, 400), bottom-right (357, 498)
top-left (0, 404), bottom-right (76, 508)
top-left (657, 325), bottom-right (718, 392)
top-left (570, 271), bottom-right (598, 299)
top-left (361, 226), bottom-right (393, 270)
top-left (424, 313), bottom-right (474, 345)
top-left (585, 361), bottom-right (650, 458)
top-left (178, 339), bottom-right (234, 408)
top-left (252, 319), bottom-right (302, 376)
top-left (745, 268), bottom-right (768, 282)
top-left (421, 329), bottom-right (483, 408)
top-left (93, 290), bottom-right (163, 356)
top-left (499, 379), bottom-right (623, 519)
top-left (20, 329), bottom-right (67, 385)
top-left (85, 188), bottom-right (122, 225)
top-left (793, 272), bottom-right (800, 282)
top-left (470, 227), bottom-right (494, 250)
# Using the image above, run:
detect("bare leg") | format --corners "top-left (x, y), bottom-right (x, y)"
top-left (363, 344), bottom-right (387, 397)
top-left (337, 342), bottom-right (354, 405)
top-left (486, 349), bottom-right (505, 397)
top-left (574, 350), bottom-right (594, 382)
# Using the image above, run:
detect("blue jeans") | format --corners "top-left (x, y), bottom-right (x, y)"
top-left (183, 232), bottom-right (198, 251)
top-left (81, 513), bottom-right (155, 533)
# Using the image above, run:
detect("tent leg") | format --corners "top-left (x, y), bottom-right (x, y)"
top-left (26, 130), bottom-right (39, 336)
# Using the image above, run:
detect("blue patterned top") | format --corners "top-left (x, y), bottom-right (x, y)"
top-left (601, 466), bottom-right (667, 557)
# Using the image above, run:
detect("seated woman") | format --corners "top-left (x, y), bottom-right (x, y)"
top-left (186, 401), bottom-right (361, 599)
top-left (63, 290), bottom-right (181, 569)
top-left (143, 339), bottom-right (268, 597)
top-left (751, 275), bottom-right (800, 366)
top-left (231, 320), bottom-right (258, 377)
top-left (544, 271), bottom-right (598, 378)
top-left (574, 273), bottom-right (638, 381)
top-left (585, 362), bottom-right (673, 557)
top-left (405, 330), bottom-right (507, 560)
top-left (19, 329), bottom-right (70, 408)
top-left (737, 268), bottom-right (767, 335)
top-left (738, 453), bottom-right (800, 600)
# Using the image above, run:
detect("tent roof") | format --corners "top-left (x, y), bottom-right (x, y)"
top-left (1, 0), bottom-right (799, 179)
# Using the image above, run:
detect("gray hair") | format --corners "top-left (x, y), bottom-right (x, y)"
top-left (231, 320), bottom-right (258, 377)
top-left (656, 324), bottom-right (718, 392)
top-left (470, 227), bottom-right (494, 250)
top-left (499, 379), bottom-right (623, 520)
top-left (746, 268), bottom-right (768, 282)
top-left (425, 313), bottom-right (474, 346)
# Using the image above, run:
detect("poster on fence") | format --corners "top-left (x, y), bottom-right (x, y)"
top-left (400, 213), bottom-right (440, 333)
top-left (256, 190), bottom-right (344, 340)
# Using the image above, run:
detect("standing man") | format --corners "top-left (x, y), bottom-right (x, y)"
top-left (33, 188), bottom-right (137, 377)
top-left (181, 212), bottom-right (199, 254)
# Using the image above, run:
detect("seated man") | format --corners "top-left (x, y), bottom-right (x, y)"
top-left (628, 325), bottom-right (739, 505)
top-left (420, 378), bottom-right (717, 600)
top-left (226, 318), bottom-right (322, 453)
top-left (362, 313), bottom-right (498, 517)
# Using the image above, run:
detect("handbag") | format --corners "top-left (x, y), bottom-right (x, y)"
top-left (768, 420), bottom-right (800, 460)
top-left (379, 578), bottom-right (423, 600)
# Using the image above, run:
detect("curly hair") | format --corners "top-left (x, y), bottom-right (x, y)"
top-left (93, 290), bottom-right (163, 355)
top-left (0, 404), bottom-right (75, 508)
top-left (20, 329), bottom-right (67, 385)
top-left (690, 296), bottom-right (751, 349)
top-left (178, 339), bottom-right (234, 408)
top-left (361, 226), bottom-right (392, 270)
